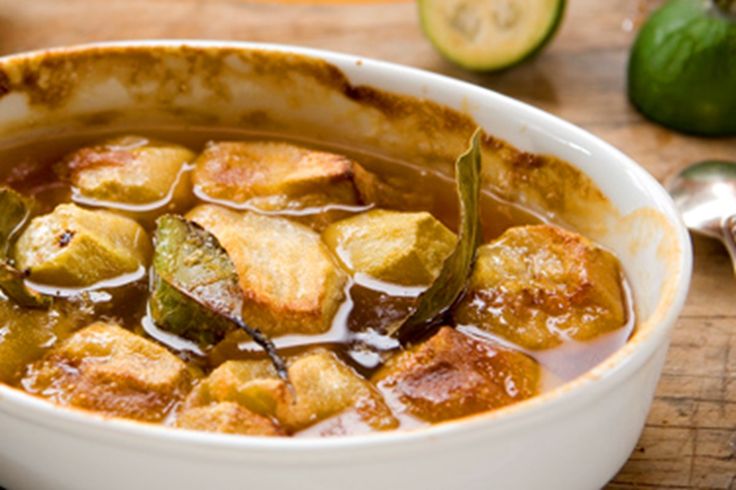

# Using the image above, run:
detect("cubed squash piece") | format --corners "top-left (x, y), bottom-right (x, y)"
top-left (277, 350), bottom-right (397, 432)
top-left (192, 141), bottom-right (378, 229)
top-left (59, 135), bottom-right (195, 208)
top-left (193, 141), bottom-right (371, 205)
top-left (0, 299), bottom-right (89, 383)
top-left (14, 203), bottom-right (151, 287)
top-left (21, 322), bottom-right (192, 422)
top-left (322, 209), bottom-right (456, 286)
top-left (185, 350), bottom-right (397, 433)
top-left (176, 402), bottom-right (283, 436)
top-left (453, 224), bottom-right (627, 350)
top-left (186, 204), bottom-right (346, 337)
top-left (372, 327), bottom-right (539, 423)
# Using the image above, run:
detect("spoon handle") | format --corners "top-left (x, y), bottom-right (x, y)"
top-left (721, 215), bottom-right (736, 276)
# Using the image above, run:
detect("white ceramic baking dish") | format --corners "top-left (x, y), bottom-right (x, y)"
top-left (0, 41), bottom-right (691, 490)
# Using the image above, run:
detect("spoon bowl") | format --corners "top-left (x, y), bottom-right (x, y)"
top-left (667, 160), bottom-right (736, 268)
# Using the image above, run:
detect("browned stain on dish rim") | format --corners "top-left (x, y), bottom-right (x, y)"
top-left (0, 42), bottom-right (686, 438)
top-left (0, 45), bottom-right (615, 234)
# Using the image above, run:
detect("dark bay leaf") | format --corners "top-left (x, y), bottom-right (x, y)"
top-left (388, 129), bottom-right (483, 342)
top-left (0, 187), bottom-right (50, 308)
top-left (0, 187), bottom-right (30, 258)
top-left (150, 214), bottom-right (288, 380)
top-left (0, 263), bottom-right (50, 308)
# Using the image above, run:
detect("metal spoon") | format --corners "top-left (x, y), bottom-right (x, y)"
top-left (667, 160), bottom-right (736, 272)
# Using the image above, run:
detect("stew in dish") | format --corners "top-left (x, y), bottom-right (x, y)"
top-left (0, 129), bottom-right (633, 437)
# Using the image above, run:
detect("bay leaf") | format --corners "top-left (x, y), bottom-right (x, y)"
top-left (0, 187), bottom-right (50, 308)
top-left (0, 187), bottom-right (30, 258)
top-left (150, 214), bottom-right (288, 380)
top-left (388, 129), bottom-right (483, 342)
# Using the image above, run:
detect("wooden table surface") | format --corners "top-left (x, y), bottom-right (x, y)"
top-left (0, 0), bottom-right (734, 487)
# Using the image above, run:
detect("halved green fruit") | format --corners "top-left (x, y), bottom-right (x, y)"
top-left (628, 0), bottom-right (736, 136)
top-left (419, 0), bottom-right (566, 72)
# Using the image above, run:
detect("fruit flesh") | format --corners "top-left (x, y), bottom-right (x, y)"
top-left (322, 210), bottom-right (456, 287)
top-left (186, 204), bottom-right (347, 337)
top-left (453, 225), bottom-right (626, 350)
top-left (14, 204), bottom-right (151, 287)
top-left (0, 131), bottom-right (634, 438)
top-left (420, 0), bottom-right (565, 71)
top-left (59, 135), bottom-right (195, 207)
top-left (192, 141), bottom-right (379, 230)
top-left (176, 402), bottom-right (283, 436)
top-left (21, 323), bottom-right (192, 422)
top-left (184, 350), bottom-right (398, 433)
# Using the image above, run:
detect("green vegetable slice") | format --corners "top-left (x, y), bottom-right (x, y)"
top-left (150, 214), bottom-right (288, 380)
top-left (0, 187), bottom-right (50, 308)
top-left (389, 129), bottom-right (483, 342)
top-left (419, 0), bottom-right (565, 72)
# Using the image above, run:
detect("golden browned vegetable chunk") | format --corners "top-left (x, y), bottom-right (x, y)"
top-left (58, 135), bottom-right (195, 208)
top-left (14, 204), bottom-right (151, 287)
top-left (453, 224), bottom-right (626, 350)
top-left (21, 323), bottom-right (192, 422)
top-left (0, 299), bottom-right (88, 383)
top-left (176, 402), bottom-right (283, 436)
top-left (322, 210), bottom-right (456, 286)
top-left (372, 327), bottom-right (539, 423)
top-left (186, 204), bottom-right (346, 337)
top-left (185, 350), bottom-right (397, 433)
top-left (192, 141), bottom-right (378, 229)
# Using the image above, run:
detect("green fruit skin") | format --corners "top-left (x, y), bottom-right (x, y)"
top-left (628, 0), bottom-right (736, 136)
top-left (419, 0), bottom-right (567, 73)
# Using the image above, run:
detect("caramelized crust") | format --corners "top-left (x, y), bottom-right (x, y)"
top-left (277, 350), bottom-right (397, 432)
top-left (176, 402), bottom-right (283, 436)
top-left (373, 327), bottom-right (539, 423)
top-left (187, 204), bottom-right (347, 336)
top-left (453, 224), bottom-right (626, 350)
top-left (185, 350), bottom-right (398, 434)
top-left (21, 323), bottom-right (192, 422)
top-left (0, 300), bottom-right (89, 384)
top-left (59, 135), bottom-right (195, 207)
top-left (192, 141), bottom-right (378, 230)
top-left (193, 141), bottom-right (354, 201)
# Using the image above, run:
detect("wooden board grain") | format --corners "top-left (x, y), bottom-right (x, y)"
top-left (0, 0), bottom-right (734, 487)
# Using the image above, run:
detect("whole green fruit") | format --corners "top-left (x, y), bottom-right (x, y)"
top-left (628, 0), bottom-right (736, 136)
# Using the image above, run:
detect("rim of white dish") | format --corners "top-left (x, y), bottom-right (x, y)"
top-left (0, 40), bottom-right (693, 457)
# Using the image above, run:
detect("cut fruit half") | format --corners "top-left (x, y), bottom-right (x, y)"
top-left (419, 0), bottom-right (566, 72)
